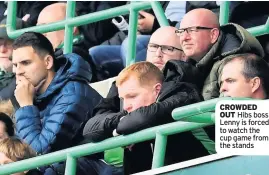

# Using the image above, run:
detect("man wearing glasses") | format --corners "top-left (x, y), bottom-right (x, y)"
top-left (176, 8), bottom-right (265, 100)
top-left (146, 26), bottom-right (185, 70)
top-left (81, 26), bottom-right (209, 174)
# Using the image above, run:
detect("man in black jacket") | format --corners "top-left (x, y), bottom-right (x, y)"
top-left (0, 2), bottom-right (55, 25)
top-left (82, 26), bottom-right (213, 174)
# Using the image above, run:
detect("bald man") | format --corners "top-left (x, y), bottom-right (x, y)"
top-left (37, 2), bottom-right (98, 82)
top-left (82, 26), bottom-right (209, 174)
top-left (37, 3), bottom-right (79, 50)
top-left (146, 26), bottom-right (185, 70)
top-left (176, 8), bottom-right (265, 100)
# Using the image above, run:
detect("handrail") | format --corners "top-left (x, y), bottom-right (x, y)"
top-left (0, 97), bottom-right (248, 174)
top-left (219, 1), bottom-right (230, 25)
top-left (0, 97), bottom-right (251, 174)
top-left (218, 1), bottom-right (269, 36)
top-left (6, 1), bottom-right (168, 66)
top-left (0, 121), bottom-right (212, 175)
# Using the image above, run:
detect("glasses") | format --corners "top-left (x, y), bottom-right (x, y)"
top-left (147, 43), bottom-right (183, 54)
top-left (175, 26), bottom-right (214, 36)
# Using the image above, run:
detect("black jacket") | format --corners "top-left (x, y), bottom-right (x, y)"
top-left (83, 60), bottom-right (210, 174)
top-left (0, 73), bottom-right (15, 101)
top-left (186, 1), bottom-right (220, 16)
top-left (76, 1), bottom-right (126, 49)
top-left (0, 2), bottom-right (56, 26)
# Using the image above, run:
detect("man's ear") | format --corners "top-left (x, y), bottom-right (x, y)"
top-left (45, 55), bottom-right (54, 70)
top-left (210, 28), bottom-right (220, 44)
top-left (251, 77), bottom-right (261, 93)
top-left (154, 83), bottom-right (162, 96)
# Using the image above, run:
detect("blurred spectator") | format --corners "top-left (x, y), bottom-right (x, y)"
top-left (229, 2), bottom-right (269, 29)
top-left (12, 32), bottom-right (102, 155)
top-left (37, 2), bottom-right (98, 82)
top-left (0, 112), bottom-right (14, 141)
top-left (220, 53), bottom-right (269, 99)
top-left (76, 1), bottom-right (126, 49)
top-left (186, 1), bottom-right (220, 16)
top-left (0, 17), bottom-right (30, 101)
top-left (0, 137), bottom-right (42, 175)
top-left (0, 2), bottom-right (55, 26)
top-left (229, 2), bottom-right (269, 62)
top-left (37, 3), bottom-right (97, 82)
top-left (89, 1), bottom-right (187, 81)
top-left (178, 8), bottom-right (264, 100)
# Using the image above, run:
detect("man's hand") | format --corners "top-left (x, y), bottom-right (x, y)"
top-left (138, 11), bottom-right (154, 33)
top-left (15, 76), bottom-right (35, 107)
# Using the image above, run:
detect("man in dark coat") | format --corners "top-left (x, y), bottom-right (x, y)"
top-left (82, 26), bottom-right (213, 174)
top-left (0, 17), bottom-right (30, 101)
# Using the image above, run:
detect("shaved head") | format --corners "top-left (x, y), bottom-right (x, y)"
top-left (150, 26), bottom-right (182, 48)
top-left (181, 8), bottom-right (219, 29)
top-left (146, 26), bottom-right (185, 70)
top-left (37, 3), bottom-right (67, 49)
top-left (179, 8), bottom-right (220, 61)
top-left (38, 3), bottom-right (67, 23)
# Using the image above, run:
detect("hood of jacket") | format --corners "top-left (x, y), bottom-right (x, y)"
top-left (36, 53), bottom-right (92, 100)
top-left (159, 59), bottom-right (204, 101)
top-left (55, 38), bottom-right (98, 83)
top-left (196, 23), bottom-right (264, 72)
top-left (162, 59), bottom-right (204, 89)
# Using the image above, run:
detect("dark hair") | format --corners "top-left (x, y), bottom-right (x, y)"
top-left (0, 112), bottom-right (14, 136)
top-left (12, 32), bottom-right (55, 61)
top-left (222, 53), bottom-right (269, 97)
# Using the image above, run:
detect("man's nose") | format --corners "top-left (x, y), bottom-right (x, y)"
top-left (220, 83), bottom-right (227, 93)
top-left (180, 31), bottom-right (191, 41)
top-left (15, 65), bottom-right (24, 75)
top-left (123, 100), bottom-right (132, 113)
top-left (0, 44), bottom-right (7, 53)
top-left (155, 47), bottom-right (163, 57)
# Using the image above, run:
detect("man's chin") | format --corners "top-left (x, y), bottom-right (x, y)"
top-left (154, 64), bottom-right (164, 70)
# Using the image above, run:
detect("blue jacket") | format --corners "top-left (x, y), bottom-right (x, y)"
top-left (15, 53), bottom-right (102, 154)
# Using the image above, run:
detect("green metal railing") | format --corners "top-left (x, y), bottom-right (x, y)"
top-left (7, 1), bottom-right (269, 65)
top-left (0, 97), bottom-right (225, 175)
top-left (2, 1), bottom-right (269, 175)
top-left (219, 1), bottom-right (269, 37)
top-left (6, 1), bottom-right (168, 66)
